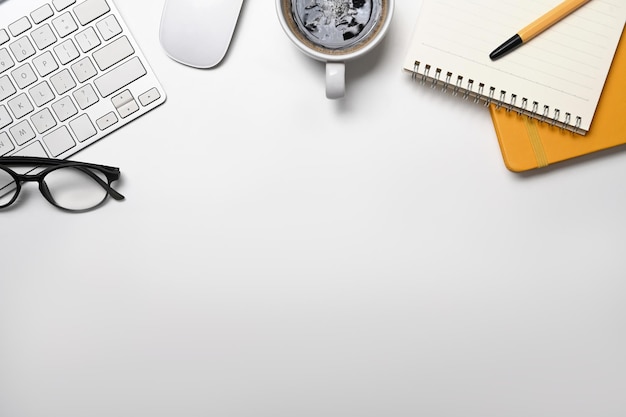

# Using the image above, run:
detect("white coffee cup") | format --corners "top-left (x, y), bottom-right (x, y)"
top-left (276, 0), bottom-right (394, 99)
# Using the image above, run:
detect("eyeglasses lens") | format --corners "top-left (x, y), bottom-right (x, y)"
top-left (44, 166), bottom-right (109, 211)
top-left (0, 167), bottom-right (18, 208)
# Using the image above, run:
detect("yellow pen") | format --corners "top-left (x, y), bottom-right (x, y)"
top-left (489, 0), bottom-right (592, 60)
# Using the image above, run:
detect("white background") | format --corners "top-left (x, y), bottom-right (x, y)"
top-left (1, 1), bottom-right (626, 416)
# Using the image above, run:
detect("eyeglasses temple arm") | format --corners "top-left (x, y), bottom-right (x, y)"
top-left (107, 187), bottom-right (125, 201)
top-left (76, 167), bottom-right (125, 200)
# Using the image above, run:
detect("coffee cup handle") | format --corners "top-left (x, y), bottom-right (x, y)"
top-left (325, 62), bottom-right (345, 99)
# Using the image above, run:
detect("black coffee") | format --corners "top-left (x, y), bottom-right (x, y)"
top-left (288, 0), bottom-right (385, 53)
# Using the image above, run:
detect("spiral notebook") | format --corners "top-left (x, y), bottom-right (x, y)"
top-left (490, 26), bottom-right (626, 172)
top-left (402, 0), bottom-right (626, 135)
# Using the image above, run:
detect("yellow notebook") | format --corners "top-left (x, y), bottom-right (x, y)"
top-left (490, 27), bottom-right (626, 172)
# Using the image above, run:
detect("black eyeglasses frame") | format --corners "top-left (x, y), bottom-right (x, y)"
top-left (0, 156), bottom-right (125, 211)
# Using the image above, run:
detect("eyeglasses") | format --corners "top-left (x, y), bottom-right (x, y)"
top-left (0, 156), bottom-right (125, 212)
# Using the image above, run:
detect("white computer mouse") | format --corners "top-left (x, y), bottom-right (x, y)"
top-left (159, 0), bottom-right (245, 69)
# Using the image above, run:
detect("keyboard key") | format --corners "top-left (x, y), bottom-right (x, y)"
top-left (53, 0), bottom-right (76, 12)
top-left (52, 96), bottom-right (78, 121)
top-left (50, 69), bottom-right (76, 95)
top-left (11, 63), bottom-right (38, 89)
top-left (138, 88), bottom-right (161, 106)
top-left (33, 51), bottom-right (60, 77)
top-left (52, 12), bottom-right (78, 38)
top-left (14, 140), bottom-right (48, 157)
top-left (43, 126), bottom-right (75, 156)
top-left (31, 4), bottom-right (55, 24)
top-left (8, 93), bottom-right (34, 119)
top-left (93, 35), bottom-right (134, 71)
top-left (96, 111), bottom-right (117, 130)
top-left (94, 56), bottom-right (146, 97)
top-left (75, 27), bottom-right (101, 53)
top-left (9, 120), bottom-right (36, 145)
top-left (69, 114), bottom-right (97, 142)
top-left (53, 39), bottom-right (80, 64)
top-left (118, 99), bottom-right (138, 118)
top-left (8, 17), bottom-right (32, 37)
top-left (0, 49), bottom-right (16, 74)
top-left (31, 24), bottom-right (58, 50)
top-left (74, 0), bottom-right (110, 26)
top-left (28, 81), bottom-right (55, 107)
top-left (111, 89), bottom-right (138, 118)
top-left (96, 14), bottom-right (122, 41)
top-left (71, 56), bottom-right (97, 83)
top-left (111, 89), bottom-right (132, 108)
top-left (0, 105), bottom-right (13, 129)
top-left (31, 108), bottom-right (57, 133)
top-left (72, 84), bottom-right (99, 109)
top-left (0, 132), bottom-right (15, 156)
top-left (9, 37), bottom-right (36, 62)
top-left (0, 76), bottom-right (17, 101)
top-left (0, 30), bottom-right (9, 46)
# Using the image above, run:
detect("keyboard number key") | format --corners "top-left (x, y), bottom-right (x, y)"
top-left (0, 132), bottom-right (15, 156)
top-left (43, 126), bottom-right (75, 157)
top-left (96, 15), bottom-right (122, 41)
top-left (0, 49), bottom-right (15, 74)
top-left (72, 84), bottom-right (99, 110)
top-left (9, 37), bottom-right (36, 62)
top-left (69, 114), bottom-right (97, 142)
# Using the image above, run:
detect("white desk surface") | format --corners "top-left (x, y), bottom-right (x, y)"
top-left (2, 1), bottom-right (626, 416)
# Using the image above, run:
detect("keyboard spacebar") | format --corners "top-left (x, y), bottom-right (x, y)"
top-left (94, 57), bottom-right (146, 97)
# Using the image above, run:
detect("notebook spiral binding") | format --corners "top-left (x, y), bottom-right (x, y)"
top-left (411, 61), bottom-right (583, 133)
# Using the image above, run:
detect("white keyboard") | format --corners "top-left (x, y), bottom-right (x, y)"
top-left (0, 0), bottom-right (165, 159)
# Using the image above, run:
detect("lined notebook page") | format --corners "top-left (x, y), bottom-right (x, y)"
top-left (403, 0), bottom-right (626, 133)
